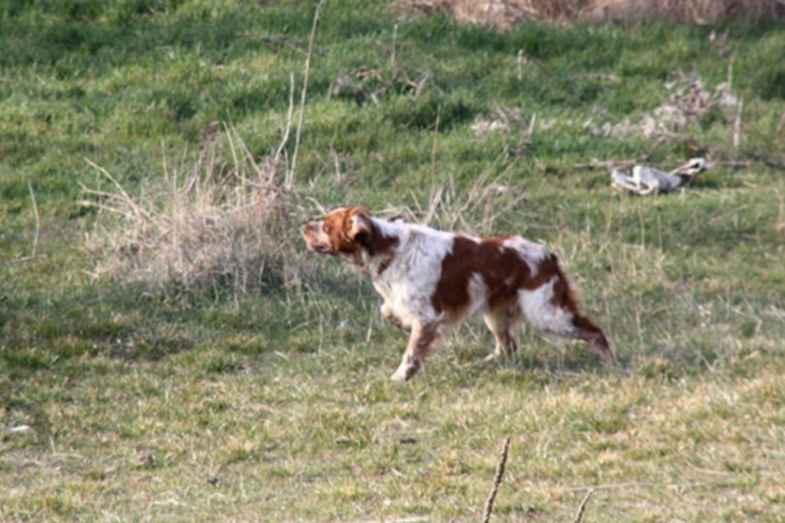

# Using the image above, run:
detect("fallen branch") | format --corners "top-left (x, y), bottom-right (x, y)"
top-left (481, 437), bottom-right (511, 523)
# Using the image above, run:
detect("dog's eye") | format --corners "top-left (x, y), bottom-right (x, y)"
top-left (323, 223), bottom-right (332, 233)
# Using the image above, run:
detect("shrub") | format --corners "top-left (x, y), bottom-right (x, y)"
top-left (83, 125), bottom-right (307, 300)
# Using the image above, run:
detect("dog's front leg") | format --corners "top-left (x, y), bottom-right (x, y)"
top-left (390, 322), bottom-right (440, 382)
top-left (381, 302), bottom-right (407, 330)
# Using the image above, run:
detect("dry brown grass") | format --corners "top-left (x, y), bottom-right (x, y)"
top-left (83, 125), bottom-right (306, 298)
top-left (584, 0), bottom-right (785, 24)
top-left (390, 0), bottom-right (586, 29)
top-left (391, 0), bottom-right (785, 29)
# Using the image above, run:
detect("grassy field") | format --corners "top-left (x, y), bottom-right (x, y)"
top-left (2, 0), bottom-right (785, 521)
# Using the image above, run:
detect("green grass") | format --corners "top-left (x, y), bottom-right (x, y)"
top-left (2, 0), bottom-right (785, 520)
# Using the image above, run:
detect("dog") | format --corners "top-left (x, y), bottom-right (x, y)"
top-left (302, 207), bottom-right (613, 381)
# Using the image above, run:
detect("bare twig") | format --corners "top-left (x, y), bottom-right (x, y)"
top-left (390, 23), bottom-right (398, 69)
top-left (777, 109), bottom-right (785, 136)
top-left (287, 0), bottom-right (326, 189)
top-left (481, 437), bottom-right (511, 523)
top-left (526, 113), bottom-right (537, 141)
top-left (430, 109), bottom-right (441, 179)
top-left (414, 72), bottom-right (430, 98)
top-left (573, 489), bottom-right (595, 523)
top-left (85, 158), bottom-right (152, 223)
top-left (726, 54), bottom-right (735, 90)
top-left (421, 185), bottom-right (444, 226)
top-left (305, 196), bottom-right (329, 216)
top-left (28, 182), bottom-right (40, 259)
top-left (275, 73), bottom-right (296, 166)
top-left (331, 146), bottom-right (343, 183)
top-left (733, 97), bottom-right (744, 150)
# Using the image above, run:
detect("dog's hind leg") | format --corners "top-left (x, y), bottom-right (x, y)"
top-left (482, 306), bottom-right (519, 361)
top-left (518, 274), bottom-right (614, 363)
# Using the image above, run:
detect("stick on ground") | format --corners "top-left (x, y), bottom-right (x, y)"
top-left (573, 489), bottom-right (595, 523)
top-left (481, 437), bottom-right (511, 523)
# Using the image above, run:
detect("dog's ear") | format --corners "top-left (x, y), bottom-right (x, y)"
top-left (348, 207), bottom-right (372, 245)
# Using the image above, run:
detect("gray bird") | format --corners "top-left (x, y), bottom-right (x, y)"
top-left (611, 158), bottom-right (710, 195)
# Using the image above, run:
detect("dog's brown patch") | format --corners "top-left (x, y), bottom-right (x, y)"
top-left (432, 236), bottom-right (556, 318)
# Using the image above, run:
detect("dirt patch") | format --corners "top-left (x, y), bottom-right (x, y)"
top-left (390, 0), bottom-right (785, 30)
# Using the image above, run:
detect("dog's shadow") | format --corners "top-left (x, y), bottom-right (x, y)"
top-left (439, 337), bottom-right (630, 386)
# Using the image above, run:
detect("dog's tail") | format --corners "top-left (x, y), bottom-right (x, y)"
top-left (547, 253), bottom-right (615, 362)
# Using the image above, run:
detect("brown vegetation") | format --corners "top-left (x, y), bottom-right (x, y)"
top-left (391, 0), bottom-right (785, 29)
top-left (583, 0), bottom-right (785, 24)
top-left (83, 126), bottom-right (306, 298)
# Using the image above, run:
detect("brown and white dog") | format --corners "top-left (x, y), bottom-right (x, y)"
top-left (302, 207), bottom-right (613, 381)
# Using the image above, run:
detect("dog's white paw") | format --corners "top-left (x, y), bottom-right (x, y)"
top-left (483, 353), bottom-right (503, 363)
top-left (390, 361), bottom-right (419, 382)
top-left (390, 367), bottom-right (409, 382)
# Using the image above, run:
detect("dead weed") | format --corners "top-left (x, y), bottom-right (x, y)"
top-left (391, 0), bottom-right (785, 30)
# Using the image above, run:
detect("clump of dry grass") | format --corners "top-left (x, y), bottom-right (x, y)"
top-left (83, 125), bottom-right (306, 299)
top-left (391, 0), bottom-right (785, 29)
top-left (390, 0), bottom-right (585, 29)
top-left (584, 0), bottom-right (785, 24)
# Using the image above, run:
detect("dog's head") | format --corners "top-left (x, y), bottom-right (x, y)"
top-left (302, 206), bottom-right (373, 257)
